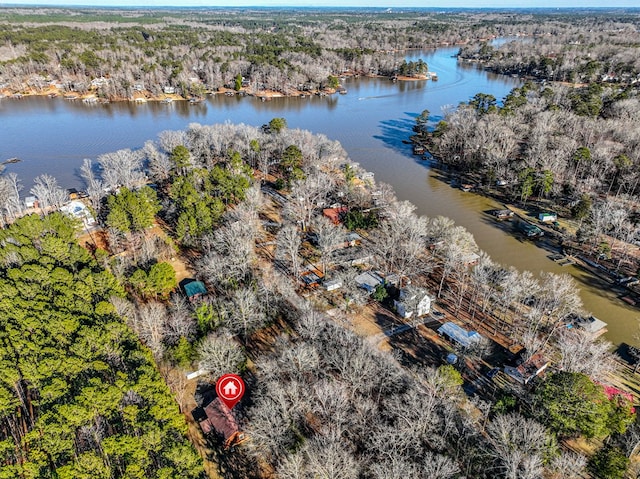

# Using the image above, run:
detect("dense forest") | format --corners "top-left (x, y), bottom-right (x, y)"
top-left (0, 213), bottom-right (204, 478)
top-left (458, 18), bottom-right (640, 84)
top-left (1, 7), bottom-right (638, 99)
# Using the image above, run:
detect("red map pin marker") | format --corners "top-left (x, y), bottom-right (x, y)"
top-left (216, 373), bottom-right (245, 410)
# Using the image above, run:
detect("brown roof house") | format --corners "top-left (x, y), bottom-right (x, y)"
top-left (322, 206), bottom-right (348, 225)
top-left (394, 285), bottom-right (432, 319)
top-left (193, 397), bottom-right (246, 448)
top-left (504, 353), bottom-right (550, 385)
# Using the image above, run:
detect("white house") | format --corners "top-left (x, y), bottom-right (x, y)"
top-left (394, 285), bottom-right (431, 319)
top-left (24, 196), bottom-right (38, 209)
top-left (574, 315), bottom-right (608, 339)
top-left (324, 278), bottom-right (343, 291)
top-left (60, 200), bottom-right (95, 225)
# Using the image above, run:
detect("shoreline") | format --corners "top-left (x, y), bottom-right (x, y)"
top-left (0, 72), bottom-right (434, 104)
top-left (413, 144), bottom-right (640, 313)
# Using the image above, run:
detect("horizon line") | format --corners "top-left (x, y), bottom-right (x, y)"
top-left (1, 3), bottom-right (640, 8)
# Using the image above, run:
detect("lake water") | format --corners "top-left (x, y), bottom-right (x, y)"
top-left (1, 45), bottom-right (638, 347)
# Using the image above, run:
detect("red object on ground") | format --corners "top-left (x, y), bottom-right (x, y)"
top-left (216, 374), bottom-right (245, 410)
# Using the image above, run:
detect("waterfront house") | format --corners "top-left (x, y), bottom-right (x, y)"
top-left (574, 315), bottom-right (608, 338)
top-left (163, 86), bottom-right (176, 94)
top-left (90, 77), bottom-right (108, 88)
top-left (394, 285), bottom-right (432, 319)
top-left (438, 322), bottom-right (483, 349)
top-left (24, 196), bottom-right (38, 209)
top-left (462, 252), bottom-right (480, 266)
top-left (60, 200), bottom-right (95, 225)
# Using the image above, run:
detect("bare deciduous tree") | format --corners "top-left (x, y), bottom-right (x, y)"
top-left (30, 174), bottom-right (68, 211)
top-left (555, 328), bottom-right (618, 380)
top-left (136, 301), bottom-right (169, 357)
top-left (276, 224), bottom-right (302, 279)
top-left (197, 333), bottom-right (245, 380)
top-left (79, 158), bottom-right (104, 210)
top-left (312, 216), bottom-right (345, 274)
top-left (486, 413), bottom-right (550, 479)
top-left (97, 148), bottom-right (145, 191)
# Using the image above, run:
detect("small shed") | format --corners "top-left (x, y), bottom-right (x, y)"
top-left (300, 267), bottom-right (323, 287)
top-left (355, 271), bottom-right (383, 292)
top-left (438, 322), bottom-right (482, 349)
top-left (394, 285), bottom-right (431, 319)
top-left (538, 212), bottom-right (557, 223)
top-left (183, 280), bottom-right (207, 301)
top-left (324, 278), bottom-right (343, 291)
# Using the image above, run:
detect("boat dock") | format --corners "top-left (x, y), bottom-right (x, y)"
top-left (548, 254), bottom-right (575, 266)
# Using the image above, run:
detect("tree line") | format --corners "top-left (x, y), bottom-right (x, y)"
top-left (4, 8), bottom-right (635, 99)
top-left (458, 16), bottom-right (640, 84)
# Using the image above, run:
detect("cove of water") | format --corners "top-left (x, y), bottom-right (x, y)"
top-left (1, 45), bottom-right (638, 347)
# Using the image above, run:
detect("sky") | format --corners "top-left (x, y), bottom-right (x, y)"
top-left (1, 0), bottom-right (639, 8)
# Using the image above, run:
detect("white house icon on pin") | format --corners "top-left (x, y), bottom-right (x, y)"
top-left (223, 380), bottom-right (238, 396)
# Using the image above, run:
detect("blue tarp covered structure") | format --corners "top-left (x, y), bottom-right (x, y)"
top-left (438, 322), bottom-right (482, 348)
top-left (184, 280), bottom-right (207, 300)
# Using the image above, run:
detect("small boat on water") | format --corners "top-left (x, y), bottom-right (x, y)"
top-left (413, 145), bottom-right (425, 155)
top-left (517, 221), bottom-right (544, 238)
top-left (490, 209), bottom-right (514, 220)
top-left (2, 157), bottom-right (20, 165)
